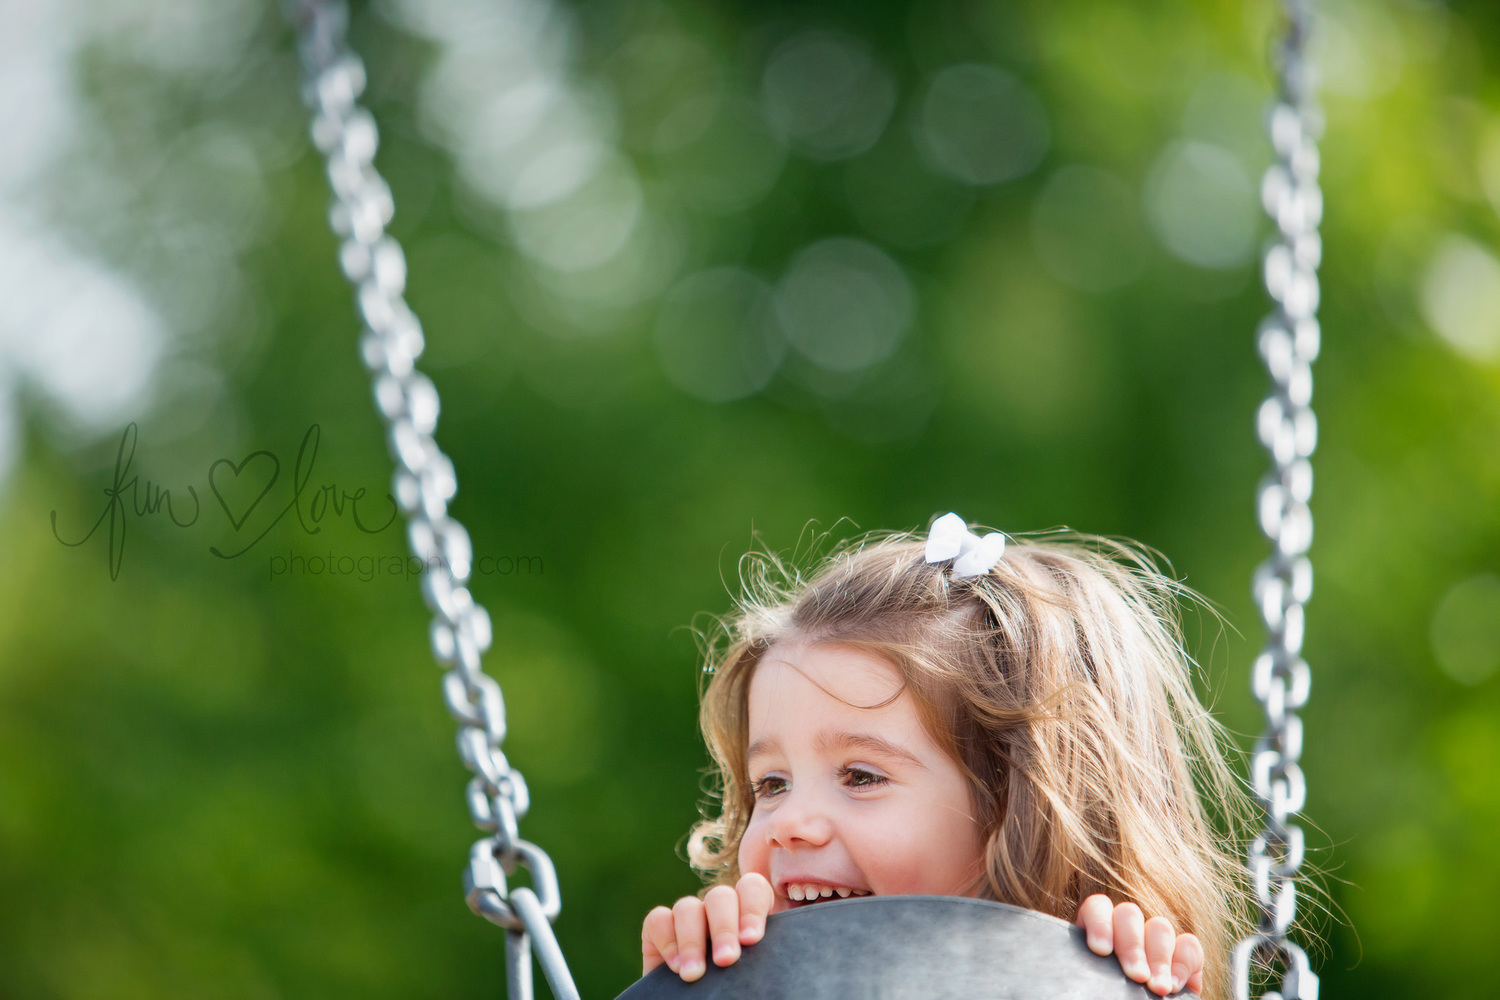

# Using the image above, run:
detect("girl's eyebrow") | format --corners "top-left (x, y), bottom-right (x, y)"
top-left (745, 732), bottom-right (927, 770)
top-left (818, 731), bottom-right (928, 770)
top-left (746, 736), bottom-right (782, 764)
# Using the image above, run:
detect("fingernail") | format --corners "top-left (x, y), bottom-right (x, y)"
top-left (1086, 932), bottom-right (1109, 955)
top-left (681, 959), bottom-right (705, 981)
top-left (1150, 972), bottom-right (1171, 994)
top-left (713, 943), bottom-right (739, 965)
top-left (1171, 977), bottom-right (1185, 994)
top-left (1129, 960), bottom-right (1151, 981)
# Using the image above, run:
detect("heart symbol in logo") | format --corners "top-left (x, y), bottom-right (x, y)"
top-left (209, 451), bottom-right (281, 531)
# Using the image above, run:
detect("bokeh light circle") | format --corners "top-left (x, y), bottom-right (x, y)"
top-left (1031, 165), bottom-right (1145, 293)
top-left (1143, 140), bottom-right (1258, 269)
top-left (775, 237), bottom-right (913, 373)
top-left (508, 154), bottom-right (642, 273)
top-left (915, 64), bottom-right (1049, 186)
top-left (668, 95), bottom-right (788, 215)
top-left (760, 29), bottom-right (896, 162)
top-left (654, 267), bottom-right (787, 402)
top-left (1430, 574), bottom-right (1500, 685)
top-left (1421, 234), bottom-right (1500, 363)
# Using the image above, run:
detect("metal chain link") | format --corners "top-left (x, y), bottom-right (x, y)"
top-left (1235, 2), bottom-right (1321, 999)
top-left (285, 4), bottom-right (578, 997)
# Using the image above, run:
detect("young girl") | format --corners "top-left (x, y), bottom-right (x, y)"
top-left (641, 514), bottom-right (1252, 998)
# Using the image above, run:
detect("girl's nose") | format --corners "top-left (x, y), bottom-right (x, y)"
top-left (765, 790), bottom-right (834, 848)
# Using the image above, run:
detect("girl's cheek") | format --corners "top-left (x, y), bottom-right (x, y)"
top-left (738, 820), bottom-right (766, 875)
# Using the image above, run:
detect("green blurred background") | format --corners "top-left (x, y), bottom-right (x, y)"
top-left (3, 0), bottom-right (1498, 996)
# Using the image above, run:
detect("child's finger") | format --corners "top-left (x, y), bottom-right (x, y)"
top-left (704, 884), bottom-right (742, 967)
top-left (1112, 903), bottom-right (1149, 983)
top-left (1076, 894), bottom-right (1114, 955)
top-left (671, 896), bottom-right (709, 982)
top-left (641, 906), bottom-right (678, 975)
top-left (1143, 916), bottom-right (1175, 995)
top-left (736, 872), bottom-right (775, 945)
top-left (1170, 932), bottom-right (1204, 995)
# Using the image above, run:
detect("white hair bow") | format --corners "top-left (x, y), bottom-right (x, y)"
top-left (924, 512), bottom-right (1006, 580)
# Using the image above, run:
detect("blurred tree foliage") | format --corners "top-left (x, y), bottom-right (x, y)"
top-left (2, 0), bottom-right (1499, 998)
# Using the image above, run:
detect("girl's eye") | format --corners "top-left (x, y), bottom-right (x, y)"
top-left (839, 766), bottom-right (889, 789)
top-left (751, 775), bottom-right (788, 798)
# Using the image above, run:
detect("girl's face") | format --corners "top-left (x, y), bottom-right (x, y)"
top-left (737, 641), bottom-right (985, 913)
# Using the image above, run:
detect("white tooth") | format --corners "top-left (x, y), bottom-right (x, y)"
top-left (820, 886), bottom-right (834, 898)
top-left (789, 885), bottom-right (804, 901)
top-left (836, 888), bottom-right (850, 898)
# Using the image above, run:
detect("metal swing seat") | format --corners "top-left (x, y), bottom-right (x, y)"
top-left (286, 1), bottom-right (1324, 998)
top-left (618, 896), bottom-right (1192, 999)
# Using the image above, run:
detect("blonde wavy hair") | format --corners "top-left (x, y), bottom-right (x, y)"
top-left (687, 524), bottom-right (1255, 998)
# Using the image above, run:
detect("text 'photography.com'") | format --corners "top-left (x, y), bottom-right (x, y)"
top-left (269, 551), bottom-right (543, 582)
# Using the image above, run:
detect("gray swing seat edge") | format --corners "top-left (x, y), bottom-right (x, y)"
top-left (615, 895), bottom-right (1197, 1000)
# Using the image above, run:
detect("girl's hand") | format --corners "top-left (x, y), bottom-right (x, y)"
top-left (1076, 894), bottom-right (1204, 996)
top-left (641, 873), bottom-right (775, 982)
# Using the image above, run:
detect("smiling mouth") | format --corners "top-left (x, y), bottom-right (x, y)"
top-left (785, 883), bottom-right (872, 905)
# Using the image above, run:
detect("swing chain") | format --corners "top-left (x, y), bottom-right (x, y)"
top-left (286, 3), bottom-right (578, 998)
top-left (1238, 2), bottom-right (1320, 999)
